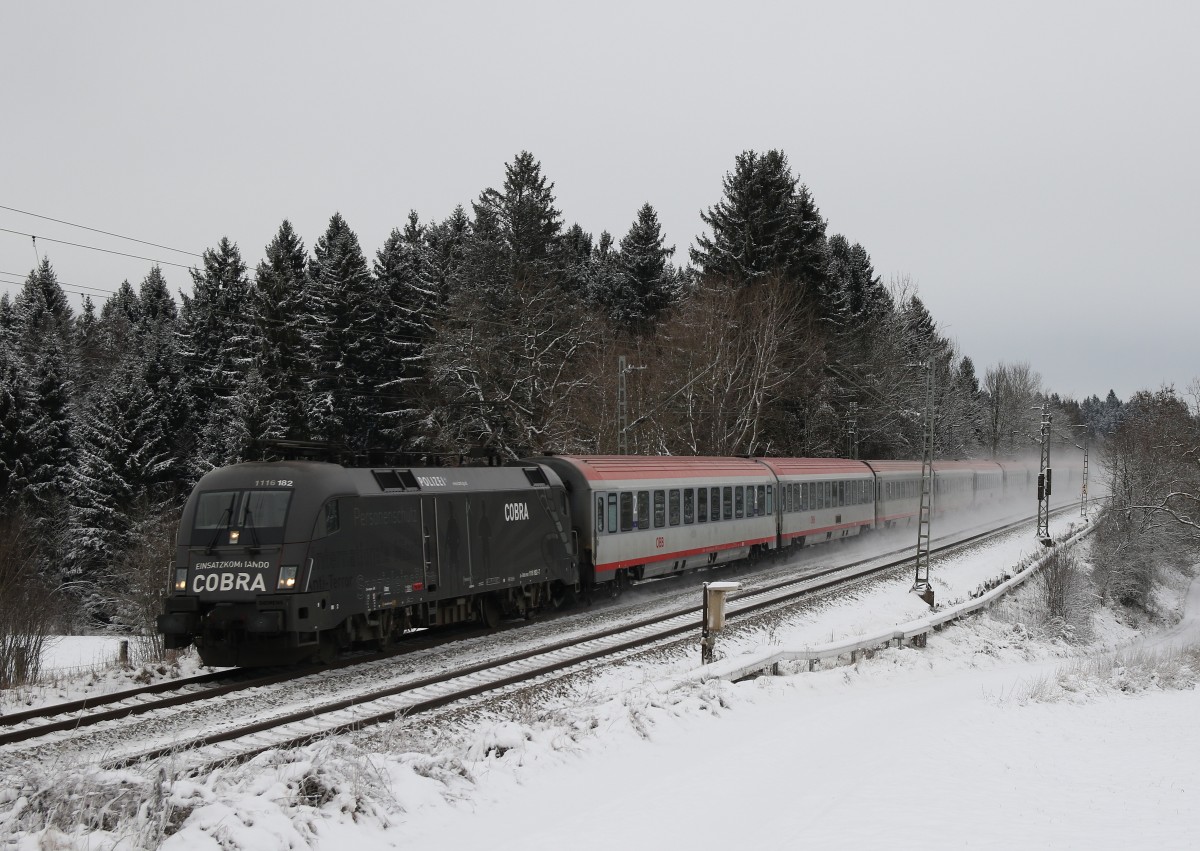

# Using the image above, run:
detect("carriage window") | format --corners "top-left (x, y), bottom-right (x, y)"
top-left (713, 487), bottom-right (723, 520)
top-left (757, 486), bottom-right (766, 515)
top-left (698, 488), bottom-right (708, 522)
top-left (735, 486), bottom-right (744, 519)
top-left (722, 486), bottom-right (733, 520)
top-left (765, 485), bottom-right (773, 515)
top-left (669, 490), bottom-right (681, 526)
top-left (597, 496), bottom-right (605, 533)
top-left (637, 491), bottom-right (650, 530)
top-left (654, 490), bottom-right (666, 528)
top-left (620, 492), bottom-right (633, 532)
top-left (608, 493), bottom-right (618, 532)
top-left (684, 489), bottom-right (694, 524)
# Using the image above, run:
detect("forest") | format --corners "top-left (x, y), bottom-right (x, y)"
top-left (0, 148), bottom-right (1160, 661)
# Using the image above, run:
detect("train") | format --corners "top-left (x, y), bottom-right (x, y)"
top-left (157, 454), bottom-right (1078, 666)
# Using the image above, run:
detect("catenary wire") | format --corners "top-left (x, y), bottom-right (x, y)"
top-left (0, 204), bottom-right (202, 257)
top-left (0, 227), bottom-right (195, 270)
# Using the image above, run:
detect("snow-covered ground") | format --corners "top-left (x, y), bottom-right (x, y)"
top-left (5, 510), bottom-right (1198, 850)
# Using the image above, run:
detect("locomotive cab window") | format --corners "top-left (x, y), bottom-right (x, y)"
top-left (192, 488), bottom-right (293, 546)
top-left (195, 491), bottom-right (238, 529)
top-left (240, 490), bottom-right (292, 529)
top-left (314, 499), bottom-right (340, 539)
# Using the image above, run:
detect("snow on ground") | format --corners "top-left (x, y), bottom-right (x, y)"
top-left (6, 509), bottom-right (1199, 850)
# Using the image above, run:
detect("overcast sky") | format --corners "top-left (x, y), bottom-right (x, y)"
top-left (2, 1), bottom-right (1196, 403)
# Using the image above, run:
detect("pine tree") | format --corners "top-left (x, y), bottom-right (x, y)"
top-left (691, 149), bottom-right (829, 296)
top-left (306, 213), bottom-right (379, 448)
top-left (373, 212), bottom-right (438, 445)
top-left (616, 203), bottom-right (677, 331)
top-left (133, 267), bottom-right (190, 492)
top-left (823, 234), bottom-right (890, 327)
top-left (68, 359), bottom-right (156, 605)
top-left (560, 223), bottom-right (596, 295)
top-left (476, 151), bottom-right (564, 286)
top-left (251, 220), bottom-right (312, 443)
top-left (0, 347), bottom-right (34, 511)
top-left (425, 205), bottom-right (471, 306)
top-left (14, 259), bottom-right (73, 347)
top-left (180, 238), bottom-right (254, 472)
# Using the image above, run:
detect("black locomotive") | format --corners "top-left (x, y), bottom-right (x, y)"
top-left (157, 460), bottom-right (578, 666)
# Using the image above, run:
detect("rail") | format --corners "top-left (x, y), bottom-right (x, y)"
top-left (684, 518), bottom-right (1098, 684)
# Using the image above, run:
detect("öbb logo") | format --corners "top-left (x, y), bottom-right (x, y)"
top-left (504, 502), bottom-right (530, 521)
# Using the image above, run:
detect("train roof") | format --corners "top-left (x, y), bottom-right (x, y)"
top-left (537, 455), bottom-right (768, 482)
top-left (752, 457), bottom-right (874, 477)
top-left (194, 460), bottom-right (563, 496)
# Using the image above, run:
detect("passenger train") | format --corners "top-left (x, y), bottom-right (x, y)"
top-left (158, 454), bottom-right (1075, 666)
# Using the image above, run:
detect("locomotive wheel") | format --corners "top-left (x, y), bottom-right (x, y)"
top-left (375, 611), bottom-right (394, 652)
top-left (551, 584), bottom-right (577, 609)
top-left (479, 595), bottom-right (502, 630)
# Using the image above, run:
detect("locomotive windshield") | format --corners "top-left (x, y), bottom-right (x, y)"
top-left (191, 489), bottom-right (293, 545)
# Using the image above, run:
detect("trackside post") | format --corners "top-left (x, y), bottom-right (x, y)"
top-left (701, 581), bottom-right (741, 664)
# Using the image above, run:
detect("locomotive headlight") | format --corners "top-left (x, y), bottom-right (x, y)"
top-left (229, 530), bottom-right (240, 544)
top-left (173, 568), bottom-right (188, 592)
top-left (277, 565), bottom-right (299, 590)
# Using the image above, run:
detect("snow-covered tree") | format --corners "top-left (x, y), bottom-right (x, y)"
top-left (373, 212), bottom-right (439, 446)
top-left (251, 220), bottom-right (312, 443)
top-left (305, 213), bottom-right (380, 449)
top-left (474, 151), bottom-right (564, 287)
top-left (691, 149), bottom-right (828, 298)
top-left (180, 238), bottom-right (254, 474)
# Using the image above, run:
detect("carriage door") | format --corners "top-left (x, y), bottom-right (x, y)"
top-left (420, 496), bottom-right (441, 593)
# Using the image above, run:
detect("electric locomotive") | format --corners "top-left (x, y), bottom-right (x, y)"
top-left (157, 460), bottom-right (579, 666)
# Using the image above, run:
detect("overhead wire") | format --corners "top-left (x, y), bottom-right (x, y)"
top-left (0, 204), bottom-right (202, 257)
top-left (0, 227), bottom-right (195, 270)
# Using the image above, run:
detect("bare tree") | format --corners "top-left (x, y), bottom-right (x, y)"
top-left (0, 512), bottom-right (57, 687)
top-left (627, 277), bottom-right (823, 456)
top-left (983, 361), bottom-right (1043, 457)
top-left (1095, 386), bottom-right (1200, 610)
top-left (425, 276), bottom-right (602, 459)
top-left (101, 505), bottom-right (177, 662)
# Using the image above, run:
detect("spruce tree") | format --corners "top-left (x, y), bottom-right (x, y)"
top-left (425, 205), bottom-right (471, 306)
top-left (373, 212), bottom-right (437, 446)
top-left (691, 149), bottom-right (829, 297)
top-left (180, 238), bottom-right (254, 472)
top-left (823, 234), bottom-right (890, 327)
top-left (476, 151), bottom-right (564, 286)
top-left (306, 213), bottom-right (378, 449)
top-left (251, 220), bottom-right (311, 443)
top-left (616, 203), bottom-right (677, 331)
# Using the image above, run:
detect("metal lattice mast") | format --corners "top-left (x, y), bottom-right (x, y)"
top-left (913, 362), bottom-right (935, 602)
top-left (617, 356), bottom-right (628, 456)
top-left (1081, 436), bottom-right (1089, 518)
top-left (1036, 405), bottom-right (1052, 544)
top-left (848, 401), bottom-right (859, 460)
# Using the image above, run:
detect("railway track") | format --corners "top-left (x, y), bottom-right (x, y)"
top-left (0, 503), bottom-right (1083, 781)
